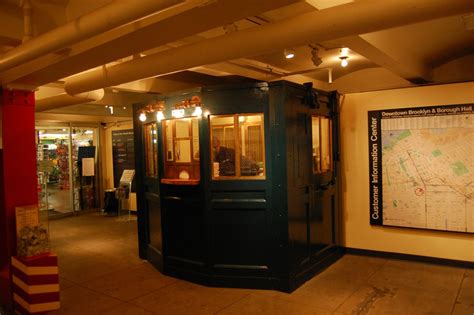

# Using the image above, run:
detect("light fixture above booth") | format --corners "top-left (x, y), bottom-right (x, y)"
top-left (171, 95), bottom-right (204, 119)
top-left (137, 96), bottom-right (204, 123)
top-left (137, 100), bottom-right (165, 123)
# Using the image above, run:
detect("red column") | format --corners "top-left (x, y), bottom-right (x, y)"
top-left (0, 88), bottom-right (37, 308)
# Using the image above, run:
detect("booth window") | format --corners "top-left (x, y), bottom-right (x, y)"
top-left (312, 116), bottom-right (333, 173)
top-left (144, 123), bottom-right (158, 177)
top-left (161, 117), bottom-right (200, 184)
top-left (210, 114), bottom-right (265, 180)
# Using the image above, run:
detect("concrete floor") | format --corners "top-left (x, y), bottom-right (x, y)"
top-left (45, 213), bottom-right (473, 315)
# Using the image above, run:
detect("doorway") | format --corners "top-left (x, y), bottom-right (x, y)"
top-left (36, 124), bottom-right (100, 218)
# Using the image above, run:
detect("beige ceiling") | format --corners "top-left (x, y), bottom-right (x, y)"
top-left (0, 0), bottom-right (473, 121)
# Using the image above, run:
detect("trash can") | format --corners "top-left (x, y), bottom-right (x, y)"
top-left (103, 189), bottom-right (118, 214)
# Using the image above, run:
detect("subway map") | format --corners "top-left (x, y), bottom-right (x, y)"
top-left (368, 104), bottom-right (473, 233)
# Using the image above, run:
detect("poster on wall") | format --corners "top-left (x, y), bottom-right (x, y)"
top-left (368, 104), bottom-right (473, 233)
top-left (112, 129), bottom-right (135, 191)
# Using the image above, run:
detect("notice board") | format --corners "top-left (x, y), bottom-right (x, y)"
top-left (112, 129), bottom-right (135, 191)
top-left (368, 104), bottom-right (473, 233)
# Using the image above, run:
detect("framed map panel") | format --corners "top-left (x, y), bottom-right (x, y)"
top-left (368, 104), bottom-right (473, 233)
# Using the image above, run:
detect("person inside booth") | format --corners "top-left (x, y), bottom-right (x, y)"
top-left (212, 136), bottom-right (259, 177)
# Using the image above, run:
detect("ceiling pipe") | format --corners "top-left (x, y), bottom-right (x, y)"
top-left (64, 0), bottom-right (474, 95)
top-left (0, 0), bottom-right (183, 73)
top-left (35, 89), bottom-right (104, 112)
top-left (21, 0), bottom-right (33, 43)
top-left (3, 0), bottom-right (298, 87)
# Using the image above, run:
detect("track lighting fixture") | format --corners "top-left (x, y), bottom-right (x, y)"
top-left (310, 46), bottom-right (323, 67)
top-left (284, 49), bottom-right (295, 59)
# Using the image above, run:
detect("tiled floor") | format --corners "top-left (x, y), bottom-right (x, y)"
top-left (41, 213), bottom-right (474, 315)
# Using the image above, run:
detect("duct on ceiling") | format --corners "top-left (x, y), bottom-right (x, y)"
top-left (64, 0), bottom-right (474, 95)
top-left (35, 89), bottom-right (105, 112)
top-left (0, 0), bottom-right (184, 73)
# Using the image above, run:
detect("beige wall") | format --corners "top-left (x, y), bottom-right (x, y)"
top-left (340, 81), bottom-right (474, 262)
top-left (100, 122), bottom-right (137, 211)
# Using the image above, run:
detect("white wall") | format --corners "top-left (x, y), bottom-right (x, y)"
top-left (340, 81), bottom-right (474, 262)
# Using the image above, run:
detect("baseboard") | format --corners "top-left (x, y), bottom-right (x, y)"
top-left (344, 247), bottom-right (474, 269)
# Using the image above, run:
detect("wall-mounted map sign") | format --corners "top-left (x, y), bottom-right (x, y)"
top-left (368, 104), bottom-right (473, 233)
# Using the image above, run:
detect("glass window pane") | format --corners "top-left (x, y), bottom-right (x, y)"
top-left (192, 119), bottom-right (200, 160)
top-left (210, 114), bottom-right (265, 180)
top-left (164, 121), bottom-right (174, 161)
top-left (175, 120), bottom-right (189, 138)
top-left (224, 126), bottom-right (235, 149)
top-left (312, 117), bottom-right (321, 173)
top-left (320, 117), bottom-right (332, 172)
top-left (175, 139), bottom-right (191, 162)
top-left (144, 123), bottom-right (157, 177)
top-left (312, 115), bottom-right (332, 174)
top-left (162, 117), bottom-right (200, 182)
top-left (211, 127), bottom-right (236, 177)
top-left (239, 114), bottom-right (264, 177)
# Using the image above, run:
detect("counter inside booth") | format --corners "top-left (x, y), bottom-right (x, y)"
top-left (134, 81), bottom-right (342, 292)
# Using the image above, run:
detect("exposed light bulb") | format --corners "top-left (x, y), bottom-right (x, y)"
top-left (193, 106), bottom-right (202, 117)
top-left (340, 57), bottom-right (348, 67)
top-left (284, 49), bottom-right (295, 59)
top-left (156, 110), bottom-right (165, 121)
top-left (139, 112), bottom-right (147, 122)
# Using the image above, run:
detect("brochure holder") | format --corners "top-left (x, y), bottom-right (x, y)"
top-left (116, 169), bottom-right (135, 220)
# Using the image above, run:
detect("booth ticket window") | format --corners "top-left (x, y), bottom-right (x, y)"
top-left (312, 116), bottom-right (333, 174)
top-left (161, 117), bottom-right (200, 181)
top-left (144, 123), bottom-right (158, 177)
top-left (210, 113), bottom-right (265, 180)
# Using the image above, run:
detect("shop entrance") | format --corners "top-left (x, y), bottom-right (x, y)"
top-left (36, 124), bottom-right (99, 218)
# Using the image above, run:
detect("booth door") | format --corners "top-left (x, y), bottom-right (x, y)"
top-left (309, 97), bottom-right (339, 255)
top-left (138, 122), bottom-right (163, 270)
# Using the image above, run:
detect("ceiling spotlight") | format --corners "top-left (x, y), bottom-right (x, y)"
top-left (284, 49), bottom-right (295, 59)
top-left (339, 47), bottom-right (350, 67)
top-left (139, 112), bottom-right (147, 122)
top-left (340, 56), bottom-right (349, 67)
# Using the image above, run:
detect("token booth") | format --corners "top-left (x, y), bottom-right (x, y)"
top-left (133, 81), bottom-right (342, 292)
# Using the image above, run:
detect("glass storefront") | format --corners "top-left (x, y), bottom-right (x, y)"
top-left (36, 124), bottom-right (99, 218)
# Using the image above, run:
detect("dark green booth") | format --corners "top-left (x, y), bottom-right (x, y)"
top-left (133, 80), bottom-right (342, 292)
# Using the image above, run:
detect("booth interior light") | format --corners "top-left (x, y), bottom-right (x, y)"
top-left (139, 112), bottom-right (147, 122)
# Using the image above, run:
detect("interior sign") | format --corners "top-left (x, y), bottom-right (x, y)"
top-left (368, 104), bottom-right (473, 233)
top-left (368, 111), bottom-right (382, 225)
